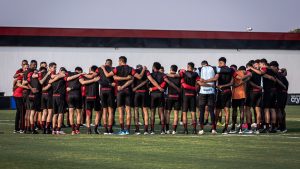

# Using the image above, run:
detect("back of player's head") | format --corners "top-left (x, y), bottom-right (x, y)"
top-left (170, 65), bottom-right (178, 72)
top-left (260, 58), bottom-right (268, 65)
top-left (218, 57), bottom-right (227, 64)
top-left (230, 64), bottom-right (237, 70)
top-left (136, 64), bottom-right (143, 70)
top-left (269, 61), bottom-right (279, 68)
top-left (238, 66), bottom-right (246, 71)
top-left (153, 62), bottom-right (161, 70)
top-left (119, 56), bottom-right (127, 64)
top-left (187, 62), bottom-right (195, 69)
top-left (201, 60), bottom-right (208, 66)
top-left (90, 65), bottom-right (98, 72)
top-left (60, 67), bottom-right (67, 72)
top-left (246, 62), bottom-right (252, 68)
top-left (75, 66), bottom-right (83, 72)
top-left (49, 62), bottom-right (56, 68)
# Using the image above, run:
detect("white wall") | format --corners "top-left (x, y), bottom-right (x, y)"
top-left (0, 47), bottom-right (299, 95)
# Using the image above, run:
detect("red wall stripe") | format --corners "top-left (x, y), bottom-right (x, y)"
top-left (0, 27), bottom-right (300, 40)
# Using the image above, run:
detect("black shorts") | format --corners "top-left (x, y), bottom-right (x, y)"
top-left (86, 97), bottom-right (101, 111)
top-left (246, 91), bottom-right (262, 107)
top-left (232, 98), bottom-right (245, 108)
top-left (41, 93), bottom-right (53, 109)
top-left (134, 92), bottom-right (150, 108)
top-left (116, 89), bottom-right (132, 107)
top-left (198, 93), bottom-right (215, 107)
top-left (263, 90), bottom-right (277, 108)
top-left (276, 92), bottom-right (287, 109)
top-left (100, 89), bottom-right (115, 108)
top-left (28, 94), bottom-right (41, 111)
top-left (182, 95), bottom-right (196, 112)
top-left (53, 95), bottom-right (65, 114)
top-left (216, 91), bottom-right (232, 109)
top-left (67, 95), bottom-right (82, 109)
top-left (196, 95), bottom-right (200, 108)
top-left (150, 92), bottom-right (164, 109)
top-left (166, 98), bottom-right (181, 111)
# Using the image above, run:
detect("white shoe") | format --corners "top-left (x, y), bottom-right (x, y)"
top-left (57, 131), bottom-right (66, 135)
top-left (103, 132), bottom-right (109, 135)
top-left (166, 130), bottom-right (170, 134)
top-left (144, 132), bottom-right (149, 135)
top-left (90, 123), bottom-right (95, 127)
top-left (282, 129), bottom-right (288, 133)
top-left (229, 130), bottom-right (237, 134)
top-left (238, 129), bottom-right (243, 134)
top-left (228, 124), bottom-right (233, 128)
top-left (211, 130), bottom-right (217, 134)
top-left (138, 122), bottom-right (142, 125)
top-left (198, 130), bottom-right (204, 135)
top-left (172, 131), bottom-right (177, 135)
top-left (160, 131), bottom-right (165, 135)
top-left (251, 123), bottom-right (257, 128)
top-left (150, 131), bottom-right (155, 135)
top-left (135, 132), bottom-right (141, 135)
top-left (236, 124), bottom-right (241, 128)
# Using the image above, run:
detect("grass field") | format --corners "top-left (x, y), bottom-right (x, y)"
top-left (0, 106), bottom-right (300, 169)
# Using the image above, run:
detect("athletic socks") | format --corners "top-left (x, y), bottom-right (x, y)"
top-left (144, 125), bottom-right (148, 132)
top-left (173, 125), bottom-right (177, 132)
top-left (71, 124), bottom-right (75, 131)
top-left (166, 124), bottom-right (169, 131)
top-left (248, 123), bottom-right (251, 130)
top-left (126, 125), bottom-right (131, 131)
top-left (120, 123), bottom-right (124, 130)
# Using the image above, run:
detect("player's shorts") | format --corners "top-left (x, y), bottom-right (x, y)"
top-left (150, 92), bottom-right (164, 109)
top-left (67, 94), bottom-right (82, 109)
top-left (263, 89), bottom-right (277, 108)
top-left (28, 93), bottom-right (42, 111)
top-left (182, 92), bottom-right (196, 112)
top-left (86, 97), bottom-right (101, 111)
top-left (116, 88), bottom-right (132, 107)
top-left (232, 98), bottom-right (245, 108)
top-left (166, 97), bottom-right (181, 111)
top-left (134, 91), bottom-right (150, 108)
top-left (276, 91), bottom-right (288, 109)
top-left (41, 93), bottom-right (53, 109)
top-left (198, 93), bottom-right (215, 107)
top-left (100, 88), bottom-right (115, 108)
top-left (216, 91), bottom-right (232, 109)
top-left (52, 95), bottom-right (66, 114)
top-left (245, 91), bottom-right (262, 107)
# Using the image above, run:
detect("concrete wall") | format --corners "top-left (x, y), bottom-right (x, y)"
top-left (0, 47), bottom-right (299, 95)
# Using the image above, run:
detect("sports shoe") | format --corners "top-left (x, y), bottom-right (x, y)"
top-left (222, 128), bottom-right (228, 135)
top-left (243, 129), bottom-right (253, 134)
top-left (166, 130), bottom-right (170, 134)
top-left (236, 124), bottom-right (241, 128)
top-left (238, 129), bottom-right (243, 134)
top-left (71, 131), bottom-right (76, 135)
top-left (57, 131), bottom-right (66, 135)
top-left (75, 130), bottom-right (80, 134)
top-left (192, 129), bottom-right (197, 135)
top-left (32, 130), bottom-right (39, 134)
top-left (94, 128), bottom-right (100, 134)
top-left (255, 130), bottom-right (260, 134)
top-left (229, 130), bottom-right (237, 134)
top-left (144, 131), bottom-right (149, 135)
top-left (13, 130), bottom-right (19, 134)
top-left (87, 128), bottom-right (92, 134)
top-left (160, 130), bottom-right (165, 135)
top-left (19, 130), bottom-right (24, 134)
top-left (184, 129), bottom-right (189, 135)
top-left (135, 131), bottom-right (141, 135)
top-left (117, 130), bottom-right (126, 135)
top-left (52, 130), bottom-right (56, 135)
top-left (198, 130), bottom-right (204, 135)
top-left (251, 123), bottom-right (257, 128)
top-left (150, 131), bottom-right (155, 135)
top-left (211, 130), bottom-right (217, 134)
top-left (172, 131), bottom-right (177, 135)
top-left (124, 130), bottom-right (130, 135)
top-left (281, 129), bottom-right (288, 133)
top-left (90, 123), bottom-right (95, 127)
top-left (179, 121), bottom-right (183, 126)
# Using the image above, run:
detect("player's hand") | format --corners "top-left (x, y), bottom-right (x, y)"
top-left (117, 86), bottom-right (123, 91)
top-left (149, 88), bottom-right (152, 92)
top-left (159, 87), bottom-right (164, 92)
top-left (111, 83), bottom-right (116, 87)
top-left (67, 87), bottom-right (71, 92)
top-left (133, 88), bottom-right (137, 92)
top-left (94, 76), bottom-right (100, 81)
top-left (127, 75), bottom-right (132, 79)
top-left (101, 65), bottom-right (105, 69)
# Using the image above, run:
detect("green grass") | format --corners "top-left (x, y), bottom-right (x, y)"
top-left (0, 106), bottom-right (300, 169)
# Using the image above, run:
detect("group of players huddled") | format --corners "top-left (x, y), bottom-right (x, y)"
top-left (12, 56), bottom-right (289, 135)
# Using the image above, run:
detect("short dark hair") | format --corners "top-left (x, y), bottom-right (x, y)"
top-left (49, 62), bottom-right (56, 68)
top-left (170, 65), bottom-right (178, 72)
top-left (60, 67), bottom-right (67, 72)
top-left (230, 64), bottom-right (237, 70)
top-left (153, 62), bottom-right (161, 70)
top-left (75, 66), bottom-right (83, 72)
top-left (22, 60), bottom-right (28, 64)
top-left (254, 59), bottom-right (261, 64)
top-left (260, 58), bottom-right (268, 65)
top-left (219, 57), bottom-right (227, 63)
top-left (106, 59), bottom-right (112, 64)
top-left (30, 60), bottom-right (37, 64)
top-left (91, 65), bottom-right (98, 72)
top-left (238, 66), bottom-right (246, 71)
top-left (188, 62), bottom-right (195, 69)
top-left (269, 61), bottom-right (279, 68)
top-left (119, 56), bottom-right (127, 63)
top-left (40, 61), bottom-right (47, 65)
top-left (39, 67), bottom-right (47, 72)
top-left (201, 60), bottom-right (208, 66)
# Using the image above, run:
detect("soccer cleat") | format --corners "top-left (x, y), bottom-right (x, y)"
top-left (255, 130), bottom-right (260, 134)
top-left (166, 130), bottom-right (170, 134)
top-left (160, 130), bottom-right (165, 135)
top-left (32, 130), bottom-right (39, 134)
top-left (57, 131), bottom-right (66, 135)
top-left (179, 121), bottom-right (183, 126)
top-left (144, 131), bottom-right (149, 135)
top-left (222, 128), bottom-right (228, 135)
top-left (87, 128), bottom-right (92, 134)
top-left (172, 131), bottom-right (177, 135)
top-left (75, 130), bottom-right (80, 134)
top-left (269, 128), bottom-right (277, 133)
top-left (238, 129), bottom-right (243, 134)
top-left (135, 131), bottom-right (141, 135)
top-left (229, 130), bottom-right (237, 134)
top-left (251, 123), bottom-right (257, 128)
top-left (47, 129), bottom-right (52, 134)
top-left (71, 131), bottom-right (76, 135)
top-left (13, 130), bottom-right (18, 134)
top-left (192, 129), bottom-right (197, 135)
top-left (184, 129), bottom-right (189, 135)
top-left (282, 129), bottom-right (288, 133)
top-left (198, 130), bottom-right (204, 135)
top-left (150, 131), bottom-right (155, 135)
top-left (90, 123), bottom-right (95, 127)
top-left (211, 130), bottom-right (217, 135)
top-left (117, 130), bottom-right (126, 135)
top-left (19, 130), bottom-right (24, 134)
top-left (124, 130), bottom-right (130, 135)
top-left (243, 129), bottom-right (253, 134)
top-left (94, 128), bottom-right (100, 134)
top-left (52, 130), bottom-right (56, 135)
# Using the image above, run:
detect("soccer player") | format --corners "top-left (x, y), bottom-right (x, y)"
top-left (231, 66), bottom-right (251, 134)
top-left (13, 63), bottom-right (29, 133)
top-left (67, 67), bottom-right (85, 135)
top-left (79, 65), bottom-right (101, 134)
top-left (49, 67), bottom-right (68, 135)
top-left (98, 59), bottom-right (116, 134)
top-left (197, 60), bottom-right (218, 135)
top-left (164, 65), bottom-right (181, 134)
top-left (41, 62), bottom-right (56, 134)
top-left (215, 57), bottom-right (234, 134)
top-left (100, 56), bottom-right (141, 135)
top-left (179, 62), bottom-right (200, 134)
top-left (132, 64), bottom-right (150, 135)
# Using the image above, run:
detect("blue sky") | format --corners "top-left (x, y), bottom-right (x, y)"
top-left (0, 0), bottom-right (299, 32)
